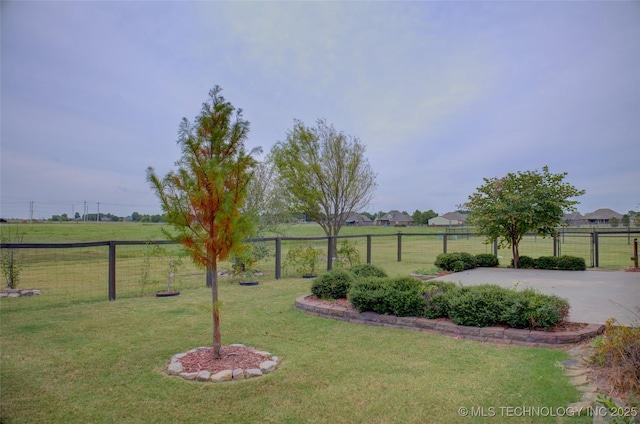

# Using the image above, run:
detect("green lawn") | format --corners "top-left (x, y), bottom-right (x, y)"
top-left (1, 277), bottom-right (590, 423)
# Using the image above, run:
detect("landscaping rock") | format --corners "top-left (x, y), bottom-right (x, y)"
top-left (165, 346), bottom-right (279, 383)
top-left (259, 360), bottom-right (277, 374)
top-left (245, 368), bottom-right (263, 378)
top-left (210, 370), bottom-right (233, 382)
top-left (167, 360), bottom-right (183, 375)
top-left (179, 372), bottom-right (199, 381)
top-left (196, 370), bottom-right (211, 381)
top-left (232, 368), bottom-right (245, 380)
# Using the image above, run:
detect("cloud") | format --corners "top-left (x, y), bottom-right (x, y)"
top-left (1, 1), bottom-right (638, 219)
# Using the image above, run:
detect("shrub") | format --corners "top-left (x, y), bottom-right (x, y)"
top-left (447, 284), bottom-right (569, 329)
top-left (348, 277), bottom-right (390, 314)
top-left (475, 253), bottom-right (499, 267)
top-left (333, 239), bottom-right (361, 269)
top-left (385, 277), bottom-right (428, 317)
top-left (423, 281), bottom-right (457, 319)
top-left (311, 269), bottom-right (355, 299)
top-left (435, 253), bottom-right (476, 272)
top-left (556, 255), bottom-right (586, 271)
top-left (349, 264), bottom-right (388, 278)
top-left (347, 276), bottom-right (427, 317)
top-left (535, 256), bottom-right (559, 270)
top-left (511, 255), bottom-right (535, 268)
top-left (448, 284), bottom-right (513, 327)
top-left (285, 246), bottom-right (323, 276)
top-left (501, 288), bottom-right (570, 330)
top-left (591, 311), bottom-right (640, 397)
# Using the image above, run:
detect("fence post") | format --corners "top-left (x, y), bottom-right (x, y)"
top-left (366, 235), bottom-right (372, 264)
top-left (443, 233), bottom-right (448, 254)
top-left (327, 236), bottom-right (334, 271)
top-left (397, 232), bottom-right (402, 262)
top-left (594, 231), bottom-right (599, 268)
top-left (275, 237), bottom-right (281, 280)
top-left (108, 241), bottom-right (116, 301)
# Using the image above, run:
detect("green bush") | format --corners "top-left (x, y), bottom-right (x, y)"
top-left (385, 277), bottom-right (428, 317)
top-left (311, 269), bottom-right (355, 299)
top-left (556, 255), bottom-right (586, 271)
top-left (535, 256), bottom-right (559, 270)
top-left (348, 276), bottom-right (427, 317)
top-left (349, 264), bottom-right (388, 278)
top-left (348, 277), bottom-right (390, 314)
top-left (447, 284), bottom-right (569, 329)
top-left (475, 253), bottom-right (499, 267)
top-left (511, 255), bottom-right (535, 268)
top-left (423, 281), bottom-right (457, 319)
top-left (500, 288), bottom-right (570, 329)
top-left (448, 284), bottom-right (513, 327)
top-left (435, 253), bottom-right (476, 272)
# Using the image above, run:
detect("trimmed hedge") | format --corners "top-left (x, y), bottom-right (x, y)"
top-left (311, 269), bottom-right (355, 299)
top-left (557, 255), bottom-right (586, 271)
top-left (348, 276), bottom-right (427, 317)
top-left (347, 271), bottom-right (570, 329)
top-left (435, 253), bottom-right (476, 272)
top-left (511, 255), bottom-right (536, 269)
top-left (535, 256), bottom-right (559, 270)
top-left (475, 253), bottom-right (499, 267)
top-left (448, 284), bottom-right (513, 328)
top-left (423, 280), bottom-right (457, 319)
top-left (448, 284), bottom-right (570, 329)
top-left (349, 264), bottom-right (388, 278)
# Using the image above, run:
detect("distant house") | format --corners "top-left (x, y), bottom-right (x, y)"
top-left (580, 209), bottom-right (623, 225)
top-left (376, 210), bottom-right (412, 226)
top-left (428, 211), bottom-right (468, 226)
top-left (563, 211), bottom-right (583, 226)
top-left (344, 213), bottom-right (373, 226)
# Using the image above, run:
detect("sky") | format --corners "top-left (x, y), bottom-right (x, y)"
top-left (1, 1), bottom-right (639, 220)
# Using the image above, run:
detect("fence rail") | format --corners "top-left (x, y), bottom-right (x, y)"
top-left (2, 230), bottom-right (638, 310)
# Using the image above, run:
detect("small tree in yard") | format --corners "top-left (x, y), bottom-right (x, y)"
top-left (147, 86), bottom-right (258, 359)
top-left (269, 119), bottom-right (377, 247)
top-left (464, 166), bottom-right (584, 269)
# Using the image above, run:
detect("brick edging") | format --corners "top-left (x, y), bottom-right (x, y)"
top-left (294, 296), bottom-right (604, 347)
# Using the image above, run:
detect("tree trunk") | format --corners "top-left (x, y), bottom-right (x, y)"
top-left (512, 240), bottom-right (520, 269)
top-left (206, 267), bottom-right (213, 288)
top-left (209, 260), bottom-right (222, 359)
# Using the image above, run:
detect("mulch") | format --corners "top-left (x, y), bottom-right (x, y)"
top-left (178, 346), bottom-right (269, 374)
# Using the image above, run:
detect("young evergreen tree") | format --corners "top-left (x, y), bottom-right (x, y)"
top-left (147, 86), bottom-right (258, 358)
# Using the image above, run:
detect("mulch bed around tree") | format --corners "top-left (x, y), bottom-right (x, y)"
top-left (178, 346), bottom-right (269, 374)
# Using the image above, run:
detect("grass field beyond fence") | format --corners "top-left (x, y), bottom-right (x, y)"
top-left (1, 223), bottom-right (638, 311)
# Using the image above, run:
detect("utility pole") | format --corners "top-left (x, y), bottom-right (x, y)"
top-left (97, 202), bottom-right (100, 223)
top-left (29, 201), bottom-right (34, 223)
top-left (84, 201), bottom-right (88, 222)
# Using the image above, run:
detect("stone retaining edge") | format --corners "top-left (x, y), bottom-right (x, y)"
top-left (294, 295), bottom-right (604, 347)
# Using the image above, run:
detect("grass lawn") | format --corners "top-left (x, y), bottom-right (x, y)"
top-left (1, 277), bottom-right (591, 423)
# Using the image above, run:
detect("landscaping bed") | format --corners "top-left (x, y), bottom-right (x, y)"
top-left (296, 295), bottom-right (603, 347)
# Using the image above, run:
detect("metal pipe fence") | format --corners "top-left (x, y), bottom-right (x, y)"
top-left (2, 230), bottom-right (638, 310)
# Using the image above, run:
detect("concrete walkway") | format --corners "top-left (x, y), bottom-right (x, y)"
top-left (433, 268), bottom-right (640, 326)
